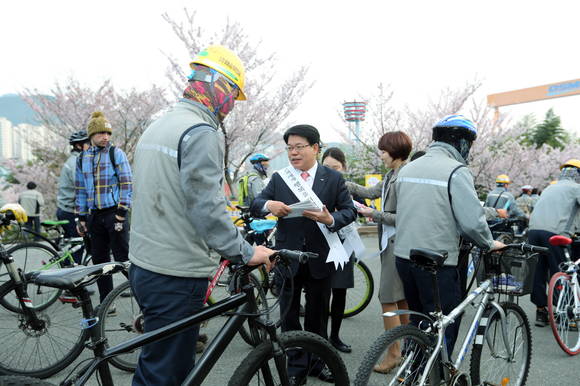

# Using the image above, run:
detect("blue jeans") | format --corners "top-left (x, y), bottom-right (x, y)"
top-left (130, 264), bottom-right (208, 386)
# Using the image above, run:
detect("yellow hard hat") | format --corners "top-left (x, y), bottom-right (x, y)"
top-left (190, 45), bottom-right (246, 101)
top-left (560, 159), bottom-right (580, 170)
top-left (496, 174), bottom-right (510, 184)
top-left (550, 180), bottom-right (558, 185)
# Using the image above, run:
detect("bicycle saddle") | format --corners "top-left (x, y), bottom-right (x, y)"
top-left (250, 219), bottom-right (277, 233)
top-left (41, 219), bottom-right (69, 227)
top-left (409, 248), bottom-right (448, 270)
top-left (29, 263), bottom-right (126, 290)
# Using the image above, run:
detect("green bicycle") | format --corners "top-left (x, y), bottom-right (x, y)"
top-left (0, 220), bottom-right (91, 312)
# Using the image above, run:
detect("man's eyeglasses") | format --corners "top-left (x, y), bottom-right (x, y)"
top-left (285, 144), bottom-right (312, 152)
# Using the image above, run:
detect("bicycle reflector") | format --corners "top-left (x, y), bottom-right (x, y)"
top-left (549, 235), bottom-right (573, 246)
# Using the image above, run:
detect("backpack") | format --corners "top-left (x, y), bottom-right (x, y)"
top-left (77, 146), bottom-right (119, 181)
top-left (238, 173), bottom-right (258, 206)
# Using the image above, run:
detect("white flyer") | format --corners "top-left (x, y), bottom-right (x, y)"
top-left (278, 167), bottom-right (350, 269)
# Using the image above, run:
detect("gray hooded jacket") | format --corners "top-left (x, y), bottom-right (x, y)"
top-left (129, 99), bottom-right (253, 278)
top-left (394, 142), bottom-right (494, 266)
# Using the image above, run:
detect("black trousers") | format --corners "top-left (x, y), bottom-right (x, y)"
top-left (24, 216), bottom-right (41, 239)
top-left (87, 209), bottom-right (129, 302)
top-left (528, 229), bottom-right (580, 308)
top-left (396, 257), bottom-right (462, 357)
top-left (279, 263), bottom-right (331, 378)
top-left (56, 208), bottom-right (84, 264)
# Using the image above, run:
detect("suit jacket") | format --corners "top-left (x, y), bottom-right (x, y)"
top-left (251, 164), bottom-right (357, 279)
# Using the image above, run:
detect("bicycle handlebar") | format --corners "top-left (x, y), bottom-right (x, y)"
top-left (272, 249), bottom-right (319, 264)
top-left (499, 243), bottom-right (548, 254)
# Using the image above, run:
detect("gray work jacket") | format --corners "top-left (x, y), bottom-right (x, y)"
top-left (129, 99), bottom-right (253, 278)
top-left (529, 179), bottom-right (580, 235)
top-left (57, 151), bottom-right (81, 213)
top-left (394, 142), bottom-right (494, 266)
top-left (484, 187), bottom-right (525, 218)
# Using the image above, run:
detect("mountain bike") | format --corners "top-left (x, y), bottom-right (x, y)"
top-left (98, 257), bottom-right (271, 373)
top-left (0, 250), bottom-right (350, 385)
top-left (547, 234), bottom-right (580, 355)
top-left (0, 214), bottom-right (88, 378)
top-left (0, 220), bottom-right (91, 312)
top-left (354, 243), bottom-right (546, 386)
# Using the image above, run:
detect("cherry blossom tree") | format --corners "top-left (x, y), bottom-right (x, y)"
top-left (0, 77), bottom-right (169, 217)
top-left (162, 9), bottom-right (313, 191)
top-left (339, 80), bottom-right (580, 197)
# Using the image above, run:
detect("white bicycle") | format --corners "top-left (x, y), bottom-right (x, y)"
top-left (547, 234), bottom-right (580, 355)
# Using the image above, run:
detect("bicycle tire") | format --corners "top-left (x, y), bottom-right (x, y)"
top-left (0, 243), bottom-right (63, 313)
top-left (0, 280), bottom-right (87, 378)
top-left (97, 280), bottom-right (141, 372)
top-left (0, 376), bottom-right (57, 386)
top-left (344, 260), bottom-right (374, 318)
top-left (228, 330), bottom-right (349, 386)
top-left (353, 324), bottom-right (434, 386)
top-left (470, 302), bottom-right (531, 386)
top-left (237, 273), bottom-right (270, 347)
top-left (548, 272), bottom-right (580, 355)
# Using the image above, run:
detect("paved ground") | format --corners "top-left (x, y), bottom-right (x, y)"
top-left (5, 235), bottom-right (579, 385)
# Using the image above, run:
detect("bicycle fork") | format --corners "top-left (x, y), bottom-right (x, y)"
top-left (486, 301), bottom-right (514, 360)
top-left (1, 251), bottom-right (44, 327)
top-left (261, 319), bottom-right (291, 386)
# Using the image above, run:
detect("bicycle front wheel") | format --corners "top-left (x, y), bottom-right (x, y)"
top-left (344, 260), bottom-right (374, 318)
top-left (98, 280), bottom-right (141, 372)
top-left (0, 243), bottom-right (62, 313)
top-left (0, 280), bottom-right (87, 378)
top-left (548, 272), bottom-right (580, 355)
top-left (470, 302), bottom-right (531, 386)
top-left (353, 324), bottom-right (434, 386)
top-left (228, 330), bottom-right (349, 386)
top-left (0, 376), bottom-right (57, 385)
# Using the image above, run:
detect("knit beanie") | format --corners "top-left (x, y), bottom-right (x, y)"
top-left (87, 111), bottom-right (112, 137)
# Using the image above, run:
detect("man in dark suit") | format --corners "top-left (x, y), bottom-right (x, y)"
top-left (251, 124), bottom-right (356, 384)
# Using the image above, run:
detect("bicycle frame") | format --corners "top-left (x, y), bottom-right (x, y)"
top-left (390, 277), bottom-right (514, 386)
top-left (556, 260), bottom-right (580, 319)
top-left (421, 278), bottom-right (517, 385)
top-left (64, 273), bottom-right (268, 386)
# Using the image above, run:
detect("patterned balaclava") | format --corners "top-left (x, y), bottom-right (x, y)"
top-left (183, 64), bottom-right (238, 123)
top-left (560, 167), bottom-right (580, 184)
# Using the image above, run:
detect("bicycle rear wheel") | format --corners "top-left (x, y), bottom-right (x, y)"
top-left (0, 243), bottom-right (62, 313)
top-left (470, 302), bottom-right (531, 386)
top-left (548, 272), bottom-right (580, 355)
top-left (0, 280), bottom-right (87, 378)
top-left (207, 272), bottom-right (270, 347)
top-left (228, 330), bottom-right (349, 386)
top-left (98, 280), bottom-right (141, 372)
top-left (236, 274), bottom-right (270, 347)
top-left (353, 324), bottom-right (434, 386)
top-left (344, 260), bottom-right (374, 318)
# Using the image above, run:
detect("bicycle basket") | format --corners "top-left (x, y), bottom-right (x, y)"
top-left (475, 248), bottom-right (539, 296)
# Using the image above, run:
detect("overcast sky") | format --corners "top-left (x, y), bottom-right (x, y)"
top-left (1, 0), bottom-right (579, 142)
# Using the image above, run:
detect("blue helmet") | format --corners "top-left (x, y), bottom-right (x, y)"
top-left (433, 114), bottom-right (477, 141)
top-left (249, 153), bottom-right (269, 164)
